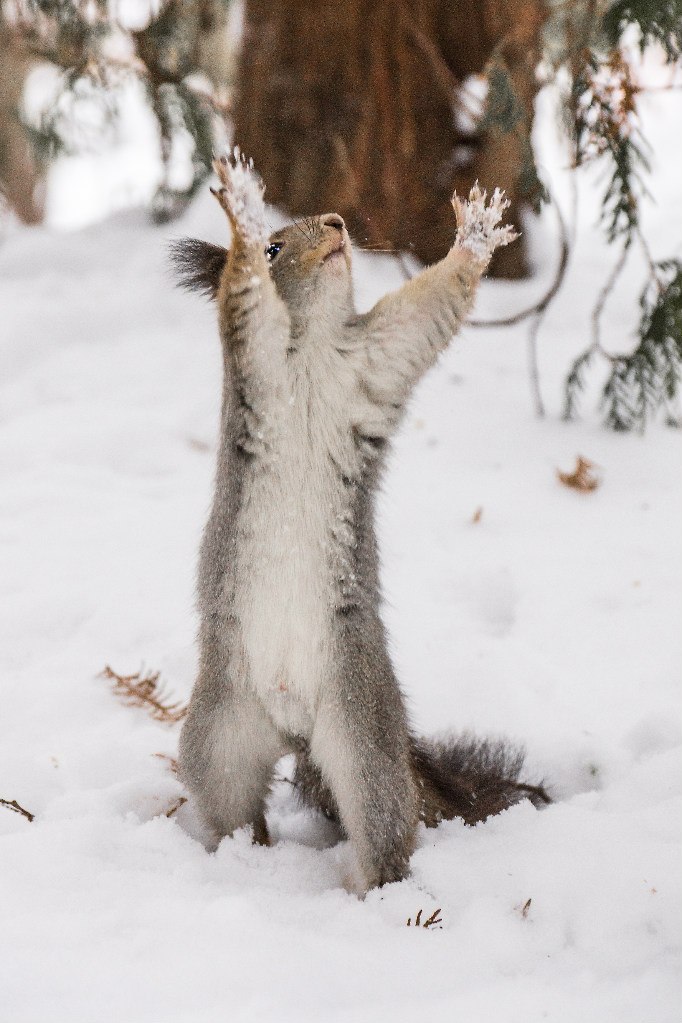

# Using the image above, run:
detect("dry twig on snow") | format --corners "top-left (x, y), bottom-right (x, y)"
top-left (164, 796), bottom-right (187, 818)
top-left (406, 908), bottom-right (443, 929)
top-left (99, 665), bottom-right (188, 724)
top-left (0, 798), bottom-right (35, 822)
top-left (153, 753), bottom-right (180, 775)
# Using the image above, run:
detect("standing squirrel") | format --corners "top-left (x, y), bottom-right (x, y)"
top-left (172, 152), bottom-right (548, 891)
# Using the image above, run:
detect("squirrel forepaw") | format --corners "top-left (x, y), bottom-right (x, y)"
top-left (211, 148), bottom-right (269, 247)
top-left (452, 183), bottom-right (519, 263)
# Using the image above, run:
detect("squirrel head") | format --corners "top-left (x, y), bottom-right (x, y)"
top-left (266, 213), bottom-right (354, 331)
top-left (170, 213), bottom-right (355, 334)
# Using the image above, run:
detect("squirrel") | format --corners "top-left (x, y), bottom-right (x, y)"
top-left (171, 151), bottom-right (549, 891)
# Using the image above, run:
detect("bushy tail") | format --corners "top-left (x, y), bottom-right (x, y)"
top-left (293, 733), bottom-right (549, 830)
top-left (169, 237), bottom-right (227, 300)
top-left (410, 734), bottom-right (550, 827)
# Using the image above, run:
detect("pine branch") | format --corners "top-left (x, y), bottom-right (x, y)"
top-left (150, 81), bottom-right (219, 223)
top-left (5, 0), bottom-right (226, 224)
top-left (603, 0), bottom-right (682, 60)
top-left (565, 256), bottom-right (682, 429)
top-left (601, 260), bottom-right (682, 430)
top-left (563, 240), bottom-right (629, 420)
top-left (571, 48), bottom-right (651, 244)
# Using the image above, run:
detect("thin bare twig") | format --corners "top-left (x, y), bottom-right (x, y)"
top-left (470, 183), bottom-right (572, 417)
top-left (527, 310), bottom-right (547, 417)
top-left (591, 242), bottom-right (630, 360)
top-left (164, 796), bottom-right (187, 818)
top-left (1, 798), bottom-right (35, 822)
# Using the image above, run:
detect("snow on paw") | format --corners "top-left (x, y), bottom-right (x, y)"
top-left (452, 182), bottom-right (519, 263)
top-left (210, 148), bottom-right (269, 247)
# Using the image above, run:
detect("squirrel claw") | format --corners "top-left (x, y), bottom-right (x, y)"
top-left (453, 182), bottom-right (519, 263)
top-left (211, 148), bottom-right (269, 247)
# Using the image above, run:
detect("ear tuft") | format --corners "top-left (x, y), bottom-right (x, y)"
top-left (169, 238), bottom-right (228, 300)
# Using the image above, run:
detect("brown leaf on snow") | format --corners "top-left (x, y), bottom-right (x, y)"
top-left (557, 456), bottom-right (600, 493)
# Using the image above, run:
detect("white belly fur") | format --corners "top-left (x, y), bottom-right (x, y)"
top-left (231, 349), bottom-right (357, 736)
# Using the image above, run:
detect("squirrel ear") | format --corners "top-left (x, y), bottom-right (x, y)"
top-left (169, 238), bottom-right (228, 300)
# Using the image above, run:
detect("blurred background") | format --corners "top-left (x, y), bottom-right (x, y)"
top-left (1, 0), bottom-right (680, 426)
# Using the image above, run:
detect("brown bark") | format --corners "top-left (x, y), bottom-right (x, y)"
top-left (0, 25), bottom-right (45, 225)
top-left (233, 0), bottom-right (546, 275)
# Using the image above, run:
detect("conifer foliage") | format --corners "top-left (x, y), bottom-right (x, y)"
top-left (557, 0), bottom-right (682, 429)
top-left (0, 0), bottom-right (231, 222)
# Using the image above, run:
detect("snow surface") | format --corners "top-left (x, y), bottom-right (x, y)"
top-left (1, 80), bottom-right (681, 1023)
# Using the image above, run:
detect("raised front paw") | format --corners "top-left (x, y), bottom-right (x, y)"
top-left (211, 148), bottom-right (269, 247)
top-left (452, 183), bottom-right (519, 263)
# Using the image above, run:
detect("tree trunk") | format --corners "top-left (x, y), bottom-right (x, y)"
top-left (233, 0), bottom-right (546, 276)
top-left (0, 26), bottom-right (45, 225)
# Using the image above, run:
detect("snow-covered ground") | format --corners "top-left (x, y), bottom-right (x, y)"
top-left (1, 79), bottom-right (680, 1022)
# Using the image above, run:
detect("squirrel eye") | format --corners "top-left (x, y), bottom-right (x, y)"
top-left (265, 242), bottom-right (284, 262)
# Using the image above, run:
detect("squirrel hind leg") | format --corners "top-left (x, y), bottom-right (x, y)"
top-left (292, 746), bottom-right (344, 829)
top-left (308, 672), bottom-right (419, 890)
top-left (179, 684), bottom-right (286, 845)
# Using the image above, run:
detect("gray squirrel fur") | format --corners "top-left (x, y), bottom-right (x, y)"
top-left (172, 153), bottom-right (548, 891)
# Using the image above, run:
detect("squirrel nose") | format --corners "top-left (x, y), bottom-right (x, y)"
top-left (322, 214), bottom-right (345, 232)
